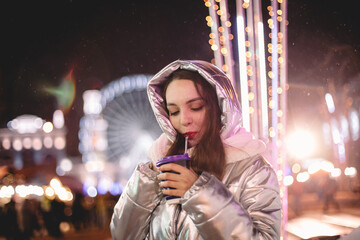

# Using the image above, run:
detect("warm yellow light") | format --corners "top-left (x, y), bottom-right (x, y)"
top-left (217, 10), bottom-right (223, 16)
top-left (32, 137), bottom-right (42, 150)
top-left (284, 176), bottom-right (294, 186)
top-left (50, 178), bottom-right (62, 189)
top-left (43, 122), bottom-right (54, 133)
top-left (345, 167), bottom-right (357, 177)
top-left (296, 172), bottom-right (310, 183)
top-left (211, 44), bottom-right (218, 51)
top-left (23, 137), bottom-right (32, 149)
top-left (45, 186), bottom-right (55, 198)
top-left (249, 106), bottom-right (254, 114)
top-left (245, 41), bottom-right (250, 47)
top-left (269, 99), bottom-right (274, 109)
top-left (268, 71), bottom-right (274, 79)
top-left (206, 16), bottom-right (212, 21)
top-left (292, 163), bottom-right (301, 174)
top-left (248, 92), bottom-right (255, 101)
top-left (277, 87), bottom-right (283, 94)
top-left (209, 33), bottom-right (215, 38)
top-left (208, 39), bottom-right (215, 45)
top-left (225, 21), bottom-right (231, 27)
top-left (331, 168), bottom-right (341, 178)
top-left (218, 26), bottom-right (224, 32)
top-left (286, 131), bottom-right (316, 159)
top-left (277, 10), bottom-right (282, 15)
top-left (60, 222), bottom-right (71, 233)
top-left (205, 1), bottom-right (211, 7)
top-left (222, 64), bottom-right (229, 72)
top-left (269, 129), bottom-right (275, 138)
top-left (54, 137), bottom-right (66, 150)
top-left (221, 47), bottom-right (228, 55)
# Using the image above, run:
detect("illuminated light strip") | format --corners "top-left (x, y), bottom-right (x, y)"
top-left (218, 0), bottom-right (235, 86)
top-left (271, 0), bottom-right (279, 172)
top-left (236, 4), bottom-right (250, 131)
top-left (277, 0), bottom-right (289, 238)
top-left (208, 0), bottom-right (224, 68)
top-left (257, 21), bottom-right (269, 139)
top-left (245, 0), bottom-right (259, 137)
top-left (257, 17), bottom-right (269, 139)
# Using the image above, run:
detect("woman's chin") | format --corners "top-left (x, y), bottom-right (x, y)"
top-left (188, 139), bottom-right (198, 148)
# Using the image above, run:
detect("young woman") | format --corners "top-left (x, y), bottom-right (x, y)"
top-left (110, 60), bottom-right (281, 239)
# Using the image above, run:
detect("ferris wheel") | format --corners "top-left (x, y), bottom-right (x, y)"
top-left (100, 74), bottom-right (162, 178)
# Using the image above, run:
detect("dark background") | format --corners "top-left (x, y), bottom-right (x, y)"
top-left (1, 0), bottom-right (359, 157)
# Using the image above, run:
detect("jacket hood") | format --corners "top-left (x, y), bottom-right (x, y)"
top-left (147, 60), bottom-right (266, 164)
top-left (147, 59), bottom-right (243, 142)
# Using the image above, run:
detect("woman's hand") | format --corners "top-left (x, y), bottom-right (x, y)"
top-left (157, 163), bottom-right (198, 197)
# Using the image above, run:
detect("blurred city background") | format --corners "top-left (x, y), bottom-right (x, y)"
top-left (1, 0), bottom-right (359, 239)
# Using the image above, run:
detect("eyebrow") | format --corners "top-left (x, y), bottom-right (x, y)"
top-left (166, 97), bottom-right (203, 107)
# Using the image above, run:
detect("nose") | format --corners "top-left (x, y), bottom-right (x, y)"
top-left (180, 110), bottom-right (192, 126)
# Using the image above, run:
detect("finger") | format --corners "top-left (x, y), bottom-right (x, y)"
top-left (159, 180), bottom-right (179, 189)
top-left (157, 172), bottom-right (183, 181)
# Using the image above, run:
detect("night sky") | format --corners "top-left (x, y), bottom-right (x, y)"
top-left (1, 0), bottom-right (359, 156)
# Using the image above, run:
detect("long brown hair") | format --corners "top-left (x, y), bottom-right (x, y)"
top-left (162, 69), bottom-right (226, 179)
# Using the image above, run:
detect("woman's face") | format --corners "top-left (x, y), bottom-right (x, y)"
top-left (165, 79), bottom-right (207, 147)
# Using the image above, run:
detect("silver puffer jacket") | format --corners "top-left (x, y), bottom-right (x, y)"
top-left (110, 60), bottom-right (281, 240)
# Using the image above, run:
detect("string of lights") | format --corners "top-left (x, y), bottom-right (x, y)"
top-left (205, 0), bottom-right (235, 86)
top-left (267, 0), bottom-right (288, 238)
top-left (205, 0), bottom-right (288, 238)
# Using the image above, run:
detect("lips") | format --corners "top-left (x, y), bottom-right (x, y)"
top-left (184, 132), bottom-right (197, 139)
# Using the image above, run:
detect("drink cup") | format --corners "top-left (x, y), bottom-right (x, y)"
top-left (156, 153), bottom-right (191, 204)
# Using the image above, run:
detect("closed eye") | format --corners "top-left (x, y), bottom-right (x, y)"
top-left (169, 111), bottom-right (179, 116)
top-left (191, 106), bottom-right (204, 111)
